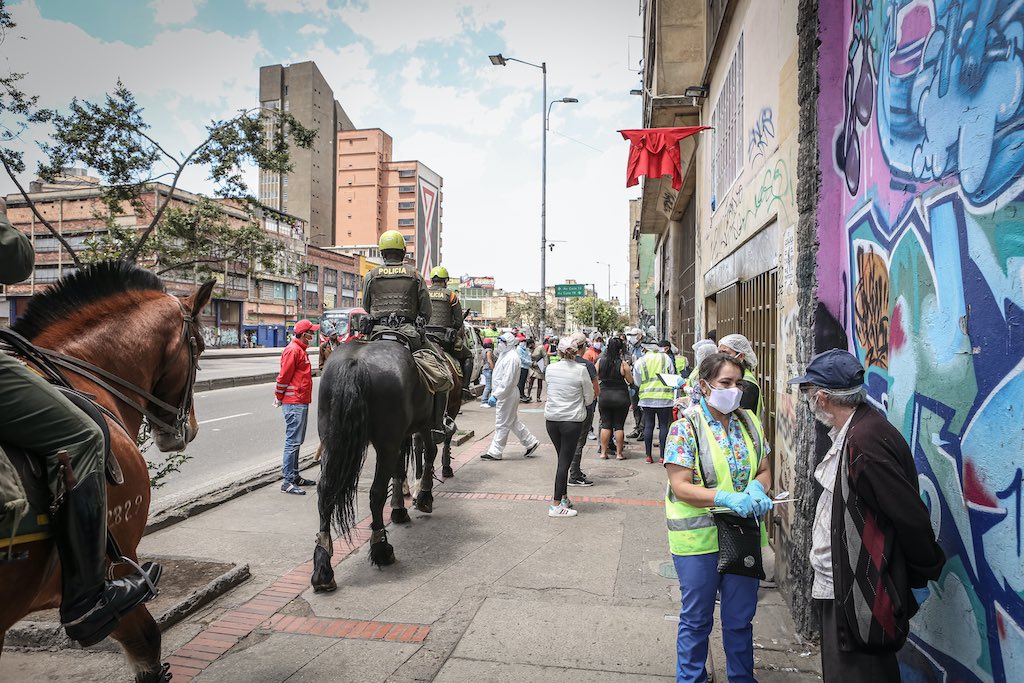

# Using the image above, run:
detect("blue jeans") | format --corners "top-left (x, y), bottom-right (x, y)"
top-left (281, 403), bottom-right (309, 483)
top-left (672, 552), bottom-right (759, 683)
top-left (480, 367), bottom-right (493, 402)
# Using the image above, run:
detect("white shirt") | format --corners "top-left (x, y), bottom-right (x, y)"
top-left (543, 360), bottom-right (594, 423)
top-left (810, 412), bottom-right (854, 600)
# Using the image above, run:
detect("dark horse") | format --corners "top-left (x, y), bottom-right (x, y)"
top-left (0, 262), bottom-right (214, 682)
top-left (311, 339), bottom-right (461, 591)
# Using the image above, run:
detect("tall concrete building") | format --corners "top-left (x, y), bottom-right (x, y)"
top-left (258, 62), bottom-right (354, 247)
top-left (336, 128), bottom-right (443, 278)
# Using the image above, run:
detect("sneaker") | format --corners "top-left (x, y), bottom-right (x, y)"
top-left (567, 476), bottom-right (594, 487)
top-left (294, 476), bottom-right (316, 487)
top-left (659, 457), bottom-right (665, 465)
top-left (523, 442), bottom-right (540, 457)
top-left (281, 482), bottom-right (306, 495)
top-left (548, 503), bottom-right (578, 517)
top-left (480, 401), bottom-right (490, 408)
top-left (560, 496), bottom-right (574, 509)
top-left (587, 431), bottom-right (597, 441)
top-left (645, 455), bottom-right (654, 464)
top-left (480, 452), bottom-right (502, 460)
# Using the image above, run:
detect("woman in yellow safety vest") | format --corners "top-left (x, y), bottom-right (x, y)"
top-left (718, 333), bottom-right (764, 420)
top-left (663, 353), bottom-right (774, 682)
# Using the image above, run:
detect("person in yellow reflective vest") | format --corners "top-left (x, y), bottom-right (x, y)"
top-left (663, 353), bottom-right (774, 682)
top-left (719, 333), bottom-right (764, 421)
top-left (632, 340), bottom-right (676, 463)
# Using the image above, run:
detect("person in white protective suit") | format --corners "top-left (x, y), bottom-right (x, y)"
top-left (481, 332), bottom-right (540, 460)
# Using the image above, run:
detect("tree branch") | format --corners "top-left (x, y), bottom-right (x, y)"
top-left (125, 144), bottom-right (198, 262)
top-left (134, 128), bottom-right (180, 166)
top-left (0, 155), bottom-right (83, 268)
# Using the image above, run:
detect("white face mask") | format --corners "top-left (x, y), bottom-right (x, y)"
top-left (808, 392), bottom-right (836, 428)
top-left (593, 342), bottom-right (603, 351)
top-left (704, 384), bottom-right (742, 413)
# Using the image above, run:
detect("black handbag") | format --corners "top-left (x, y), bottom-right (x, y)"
top-left (688, 412), bottom-right (765, 579)
top-left (712, 512), bottom-right (765, 579)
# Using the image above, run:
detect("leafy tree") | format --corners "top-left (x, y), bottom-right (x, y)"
top-left (567, 296), bottom-right (627, 334)
top-left (0, 17), bottom-right (315, 271)
top-left (507, 294), bottom-right (563, 337)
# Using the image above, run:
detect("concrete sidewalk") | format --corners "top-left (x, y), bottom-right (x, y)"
top-left (1, 399), bottom-right (821, 682)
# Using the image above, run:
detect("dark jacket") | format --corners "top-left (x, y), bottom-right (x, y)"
top-left (831, 404), bottom-right (945, 653)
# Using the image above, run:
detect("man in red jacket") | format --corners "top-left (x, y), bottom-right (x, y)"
top-left (275, 319), bottom-right (318, 494)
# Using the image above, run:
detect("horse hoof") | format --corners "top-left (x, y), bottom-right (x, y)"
top-left (312, 579), bottom-right (337, 593)
top-left (442, 467), bottom-right (454, 478)
top-left (135, 663), bottom-right (171, 683)
top-left (391, 507), bottom-right (411, 524)
top-left (369, 541), bottom-right (395, 567)
top-left (414, 493), bottom-right (434, 514)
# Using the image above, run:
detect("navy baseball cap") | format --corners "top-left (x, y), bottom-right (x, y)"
top-left (787, 349), bottom-right (865, 389)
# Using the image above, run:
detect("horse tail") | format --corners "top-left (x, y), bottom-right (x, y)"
top-left (319, 355), bottom-right (371, 540)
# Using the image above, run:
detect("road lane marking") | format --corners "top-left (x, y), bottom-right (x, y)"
top-left (199, 412), bottom-right (252, 425)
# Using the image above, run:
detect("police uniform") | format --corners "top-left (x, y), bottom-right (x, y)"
top-left (361, 262), bottom-right (433, 352)
top-left (426, 281), bottom-right (474, 382)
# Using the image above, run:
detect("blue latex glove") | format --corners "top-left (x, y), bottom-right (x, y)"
top-left (713, 490), bottom-right (755, 518)
top-left (744, 480), bottom-right (774, 517)
top-left (487, 395), bottom-right (497, 407)
top-left (912, 586), bottom-right (930, 607)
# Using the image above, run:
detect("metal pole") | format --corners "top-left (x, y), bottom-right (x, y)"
top-left (591, 285), bottom-right (596, 329)
top-left (539, 62), bottom-right (547, 340)
top-left (606, 264), bottom-right (611, 302)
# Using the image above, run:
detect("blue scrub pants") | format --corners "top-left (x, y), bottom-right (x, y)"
top-left (672, 552), bottom-right (759, 683)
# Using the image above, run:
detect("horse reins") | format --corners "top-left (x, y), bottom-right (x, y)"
top-left (1, 298), bottom-right (201, 439)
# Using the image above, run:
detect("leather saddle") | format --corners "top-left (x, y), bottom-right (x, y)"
top-left (369, 328), bottom-right (414, 349)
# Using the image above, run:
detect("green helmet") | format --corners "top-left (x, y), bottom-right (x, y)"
top-left (378, 230), bottom-right (406, 252)
top-left (430, 265), bottom-right (449, 280)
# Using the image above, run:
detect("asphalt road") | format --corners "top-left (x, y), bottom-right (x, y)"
top-left (148, 377), bottom-right (322, 511)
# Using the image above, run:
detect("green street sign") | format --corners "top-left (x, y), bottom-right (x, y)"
top-left (555, 284), bottom-right (586, 297)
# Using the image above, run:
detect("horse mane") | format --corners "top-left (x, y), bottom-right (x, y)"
top-left (12, 260), bottom-right (165, 340)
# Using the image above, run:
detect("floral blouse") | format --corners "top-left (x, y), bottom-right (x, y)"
top-left (663, 405), bottom-right (765, 492)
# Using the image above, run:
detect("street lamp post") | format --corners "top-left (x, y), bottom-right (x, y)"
top-left (489, 52), bottom-right (576, 339)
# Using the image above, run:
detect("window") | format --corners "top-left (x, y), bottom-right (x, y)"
top-left (398, 218), bottom-right (414, 227)
top-left (398, 169), bottom-right (415, 178)
top-left (711, 34), bottom-right (744, 207)
top-left (283, 176), bottom-right (288, 186)
top-left (324, 268), bottom-right (338, 287)
top-left (399, 185), bottom-right (414, 194)
top-left (33, 236), bottom-right (60, 253)
top-left (303, 291), bottom-right (318, 308)
top-left (398, 201), bottom-right (415, 210)
top-left (286, 284), bottom-right (298, 301)
top-left (308, 265), bottom-right (319, 283)
top-left (266, 281), bottom-right (286, 299)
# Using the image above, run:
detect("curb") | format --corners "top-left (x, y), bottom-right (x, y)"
top-left (451, 430), bottom-right (475, 447)
top-left (146, 451), bottom-right (319, 535)
top-left (194, 367), bottom-right (320, 394)
top-left (4, 563), bottom-right (251, 651)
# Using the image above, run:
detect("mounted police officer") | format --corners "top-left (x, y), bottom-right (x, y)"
top-left (361, 230), bottom-right (451, 443)
top-left (0, 201), bottom-right (161, 646)
top-left (425, 266), bottom-right (474, 389)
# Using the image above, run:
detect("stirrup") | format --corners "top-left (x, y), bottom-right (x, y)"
top-left (109, 555), bottom-right (160, 600)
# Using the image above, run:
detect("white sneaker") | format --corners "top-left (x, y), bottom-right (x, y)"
top-left (548, 503), bottom-right (578, 517)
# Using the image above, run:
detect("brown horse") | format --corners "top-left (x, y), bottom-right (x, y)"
top-left (0, 262), bottom-right (214, 682)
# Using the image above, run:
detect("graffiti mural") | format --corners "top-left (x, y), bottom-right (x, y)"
top-left (819, 2), bottom-right (1024, 681)
top-left (748, 107), bottom-right (776, 162)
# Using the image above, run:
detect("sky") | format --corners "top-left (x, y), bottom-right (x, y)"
top-left (0, 0), bottom-right (643, 295)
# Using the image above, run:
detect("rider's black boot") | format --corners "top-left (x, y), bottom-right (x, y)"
top-left (460, 358), bottom-right (475, 399)
top-left (431, 391), bottom-right (450, 444)
top-left (56, 472), bottom-right (162, 647)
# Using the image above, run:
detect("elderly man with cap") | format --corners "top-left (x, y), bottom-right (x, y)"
top-left (275, 319), bottom-right (319, 494)
top-left (789, 350), bottom-right (945, 682)
top-left (482, 332), bottom-right (540, 460)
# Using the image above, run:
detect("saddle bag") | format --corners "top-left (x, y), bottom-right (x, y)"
top-left (412, 349), bottom-right (454, 394)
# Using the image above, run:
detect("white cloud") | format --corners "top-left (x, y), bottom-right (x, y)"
top-left (297, 23), bottom-right (328, 36)
top-left (247, 0), bottom-right (333, 16)
top-left (338, 0), bottom-right (476, 53)
top-left (151, 0), bottom-right (205, 26)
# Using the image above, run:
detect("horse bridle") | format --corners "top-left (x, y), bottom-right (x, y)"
top-left (28, 298), bottom-right (201, 440)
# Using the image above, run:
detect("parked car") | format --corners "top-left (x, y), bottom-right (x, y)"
top-left (464, 321), bottom-right (484, 385)
top-left (321, 307), bottom-right (366, 343)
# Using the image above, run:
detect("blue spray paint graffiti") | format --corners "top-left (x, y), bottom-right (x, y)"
top-left (827, 2), bottom-right (1024, 681)
top-left (748, 107), bottom-right (776, 162)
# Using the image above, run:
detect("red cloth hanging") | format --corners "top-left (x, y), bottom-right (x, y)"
top-left (619, 126), bottom-right (710, 190)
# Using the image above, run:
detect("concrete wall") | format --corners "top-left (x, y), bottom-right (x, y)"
top-left (336, 129), bottom-right (391, 245)
top-left (815, 1), bottom-right (1024, 680)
